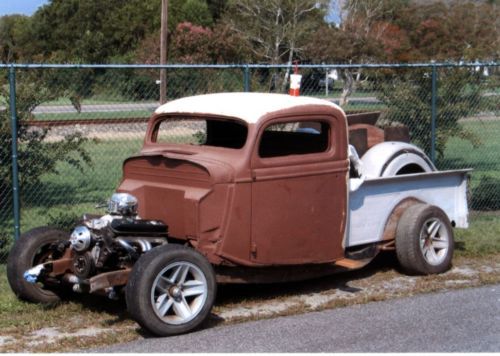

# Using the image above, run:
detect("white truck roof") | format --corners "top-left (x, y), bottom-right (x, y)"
top-left (154, 92), bottom-right (341, 124)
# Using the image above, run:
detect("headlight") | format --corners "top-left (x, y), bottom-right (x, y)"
top-left (108, 193), bottom-right (139, 216)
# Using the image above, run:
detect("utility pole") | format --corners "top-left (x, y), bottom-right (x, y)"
top-left (160, 0), bottom-right (168, 104)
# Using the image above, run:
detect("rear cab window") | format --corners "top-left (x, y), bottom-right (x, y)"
top-left (259, 121), bottom-right (330, 158)
top-left (152, 117), bottom-right (248, 149)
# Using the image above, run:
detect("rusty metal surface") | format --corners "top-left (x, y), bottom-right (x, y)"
top-left (48, 258), bottom-right (74, 276)
top-left (346, 111), bottom-right (381, 126)
top-left (46, 248), bottom-right (74, 276)
top-left (348, 124), bottom-right (384, 151)
top-left (384, 126), bottom-right (410, 143)
top-left (89, 269), bottom-right (131, 293)
top-left (117, 95), bottom-right (349, 268)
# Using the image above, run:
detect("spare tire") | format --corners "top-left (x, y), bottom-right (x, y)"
top-left (361, 142), bottom-right (435, 178)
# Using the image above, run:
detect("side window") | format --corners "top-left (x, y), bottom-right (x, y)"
top-left (259, 121), bottom-right (330, 158)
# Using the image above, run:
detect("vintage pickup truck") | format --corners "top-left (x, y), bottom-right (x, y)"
top-left (7, 93), bottom-right (469, 336)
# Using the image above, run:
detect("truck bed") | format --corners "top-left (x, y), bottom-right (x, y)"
top-left (346, 169), bottom-right (470, 248)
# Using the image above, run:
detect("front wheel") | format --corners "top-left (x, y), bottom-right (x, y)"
top-left (125, 244), bottom-right (216, 336)
top-left (7, 227), bottom-right (68, 304)
top-left (395, 204), bottom-right (454, 275)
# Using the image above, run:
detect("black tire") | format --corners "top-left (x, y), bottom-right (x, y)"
top-left (126, 244), bottom-right (216, 336)
top-left (395, 204), bottom-right (454, 275)
top-left (7, 226), bottom-right (68, 304)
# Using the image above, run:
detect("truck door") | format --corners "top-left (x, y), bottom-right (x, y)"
top-left (250, 116), bottom-right (349, 265)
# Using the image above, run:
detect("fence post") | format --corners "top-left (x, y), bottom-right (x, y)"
top-left (430, 64), bottom-right (437, 164)
top-left (8, 66), bottom-right (21, 241)
top-left (243, 65), bottom-right (250, 92)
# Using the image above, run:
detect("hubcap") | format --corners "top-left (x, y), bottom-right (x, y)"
top-left (419, 218), bottom-right (449, 266)
top-left (151, 262), bottom-right (208, 325)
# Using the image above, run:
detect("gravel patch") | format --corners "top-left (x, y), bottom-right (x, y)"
top-left (0, 337), bottom-right (13, 347)
top-left (27, 327), bottom-right (111, 347)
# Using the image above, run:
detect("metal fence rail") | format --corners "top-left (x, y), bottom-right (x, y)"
top-left (0, 62), bottom-right (499, 262)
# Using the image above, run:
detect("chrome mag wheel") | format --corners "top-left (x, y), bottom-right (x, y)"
top-left (419, 218), bottom-right (450, 266)
top-left (151, 262), bottom-right (208, 325)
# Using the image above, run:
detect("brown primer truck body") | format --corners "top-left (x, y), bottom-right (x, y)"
top-left (8, 93), bottom-right (470, 336)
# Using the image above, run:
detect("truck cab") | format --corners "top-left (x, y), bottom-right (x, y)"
top-left (119, 93), bottom-right (350, 267)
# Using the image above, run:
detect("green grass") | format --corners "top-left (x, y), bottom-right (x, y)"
top-left (18, 138), bottom-right (143, 233)
top-left (441, 119), bottom-right (500, 180)
top-left (455, 212), bottom-right (500, 257)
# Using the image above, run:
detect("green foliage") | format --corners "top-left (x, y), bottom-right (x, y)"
top-left (471, 176), bottom-right (500, 211)
top-left (308, 1), bottom-right (499, 64)
top-left (379, 68), bottom-right (482, 158)
top-left (454, 212), bottom-right (500, 257)
top-left (0, 15), bottom-right (33, 62)
top-left (180, 0), bottom-right (214, 28)
top-left (224, 0), bottom-right (328, 63)
top-left (206, 0), bottom-right (228, 21)
top-left (46, 211), bottom-right (81, 231)
top-left (0, 224), bottom-right (12, 263)
top-left (0, 72), bottom-right (93, 244)
top-left (94, 66), bottom-right (159, 101)
top-left (193, 131), bottom-right (207, 144)
top-left (29, 0), bottom-right (161, 63)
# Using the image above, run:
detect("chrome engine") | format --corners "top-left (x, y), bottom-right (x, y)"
top-left (24, 193), bottom-right (168, 295)
top-left (67, 193), bottom-right (167, 280)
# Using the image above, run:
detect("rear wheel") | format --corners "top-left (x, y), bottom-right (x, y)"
top-left (7, 227), bottom-right (68, 304)
top-left (395, 204), bottom-right (454, 275)
top-left (126, 244), bottom-right (216, 336)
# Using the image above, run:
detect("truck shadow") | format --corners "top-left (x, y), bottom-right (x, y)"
top-left (64, 251), bottom-right (403, 338)
top-left (214, 252), bottom-right (400, 307)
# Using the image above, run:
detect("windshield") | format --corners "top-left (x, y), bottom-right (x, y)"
top-left (152, 117), bottom-right (248, 149)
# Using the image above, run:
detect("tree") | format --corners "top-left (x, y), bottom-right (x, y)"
top-left (223, 0), bottom-right (328, 91)
top-left (403, 2), bottom-right (500, 61)
top-left (206, 0), bottom-right (228, 21)
top-left (0, 74), bottom-right (92, 203)
top-left (166, 0), bottom-right (215, 30)
top-left (0, 15), bottom-right (33, 62)
top-left (179, 0), bottom-right (214, 28)
top-left (225, 0), bottom-right (327, 64)
top-left (28, 0), bottom-right (162, 62)
top-left (306, 0), bottom-right (411, 105)
top-left (379, 68), bottom-right (482, 158)
top-left (135, 21), bottom-right (249, 64)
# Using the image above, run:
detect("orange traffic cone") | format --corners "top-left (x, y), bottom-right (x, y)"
top-left (289, 73), bottom-right (302, 96)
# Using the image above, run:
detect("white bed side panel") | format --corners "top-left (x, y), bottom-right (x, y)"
top-left (346, 170), bottom-right (470, 248)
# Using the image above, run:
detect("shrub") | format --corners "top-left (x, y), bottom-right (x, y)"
top-left (471, 176), bottom-right (500, 211)
top-left (379, 68), bottom-right (482, 158)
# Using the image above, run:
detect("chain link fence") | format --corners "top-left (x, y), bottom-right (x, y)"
top-left (0, 63), bottom-right (498, 262)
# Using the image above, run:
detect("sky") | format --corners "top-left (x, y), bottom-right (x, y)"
top-left (0, 0), bottom-right (48, 16)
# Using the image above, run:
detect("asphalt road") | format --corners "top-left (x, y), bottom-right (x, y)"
top-left (95, 284), bottom-right (500, 353)
top-left (29, 97), bottom-right (380, 115)
top-left (31, 102), bottom-right (159, 114)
